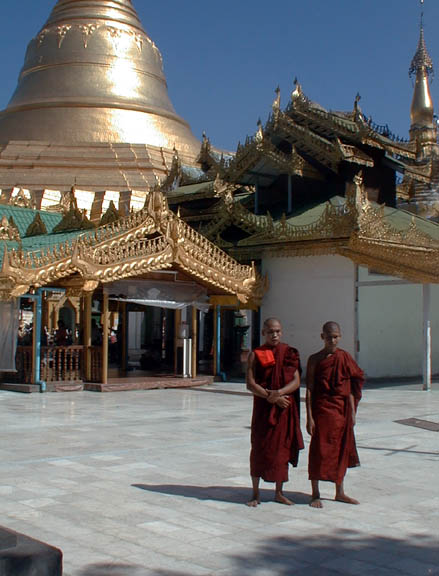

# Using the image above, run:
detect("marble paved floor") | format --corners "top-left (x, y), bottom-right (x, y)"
top-left (0, 382), bottom-right (438, 575)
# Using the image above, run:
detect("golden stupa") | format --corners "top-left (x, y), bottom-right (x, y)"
top-left (0, 0), bottom-right (200, 209)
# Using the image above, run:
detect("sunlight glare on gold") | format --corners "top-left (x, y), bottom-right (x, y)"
top-left (108, 61), bottom-right (140, 99)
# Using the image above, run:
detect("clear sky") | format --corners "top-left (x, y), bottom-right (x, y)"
top-left (0, 0), bottom-right (438, 151)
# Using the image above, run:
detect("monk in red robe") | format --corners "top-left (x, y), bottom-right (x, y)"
top-left (246, 318), bottom-right (303, 507)
top-left (306, 321), bottom-right (364, 508)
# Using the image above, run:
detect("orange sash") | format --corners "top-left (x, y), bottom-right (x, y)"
top-left (254, 348), bottom-right (276, 368)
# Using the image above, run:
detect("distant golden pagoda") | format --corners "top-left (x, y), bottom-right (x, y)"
top-left (409, 13), bottom-right (436, 156)
top-left (0, 0), bottom-right (200, 208)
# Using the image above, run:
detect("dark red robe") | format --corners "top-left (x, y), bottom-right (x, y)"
top-left (308, 348), bottom-right (364, 484)
top-left (250, 343), bottom-right (304, 483)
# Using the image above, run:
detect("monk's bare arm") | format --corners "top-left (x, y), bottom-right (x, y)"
top-left (267, 369), bottom-right (300, 409)
top-left (246, 352), bottom-right (270, 399)
top-left (280, 369), bottom-right (300, 395)
top-left (306, 355), bottom-right (317, 436)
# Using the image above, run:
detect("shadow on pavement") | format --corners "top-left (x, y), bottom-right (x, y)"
top-left (132, 483), bottom-right (309, 505)
top-left (228, 531), bottom-right (439, 575)
top-left (78, 564), bottom-right (146, 575)
top-left (78, 531), bottom-right (439, 575)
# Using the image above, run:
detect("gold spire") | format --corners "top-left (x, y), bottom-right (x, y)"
top-left (409, 6), bottom-right (434, 132)
top-left (0, 0), bottom-right (200, 157)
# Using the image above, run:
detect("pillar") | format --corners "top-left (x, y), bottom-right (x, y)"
top-left (174, 309), bottom-right (181, 374)
top-left (423, 284), bottom-right (432, 391)
top-left (191, 307), bottom-right (197, 378)
top-left (102, 294), bottom-right (109, 385)
top-left (83, 293), bottom-right (92, 381)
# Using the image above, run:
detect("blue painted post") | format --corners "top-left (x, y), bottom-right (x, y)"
top-left (34, 290), bottom-right (45, 392)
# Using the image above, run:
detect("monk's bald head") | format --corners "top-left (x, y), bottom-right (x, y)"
top-left (322, 321), bottom-right (341, 335)
top-left (262, 318), bottom-right (282, 346)
top-left (263, 317), bottom-right (282, 331)
top-left (321, 321), bottom-right (341, 352)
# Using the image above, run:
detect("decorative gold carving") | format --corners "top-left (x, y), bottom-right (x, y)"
top-left (53, 190), bottom-right (95, 233)
top-left (99, 201), bottom-right (120, 227)
top-left (0, 216), bottom-right (20, 241)
top-left (0, 191), bottom-right (265, 304)
top-left (25, 213), bottom-right (48, 238)
top-left (56, 25), bottom-right (72, 48)
top-left (11, 189), bottom-right (34, 209)
top-left (78, 24), bottom-right (98, 48)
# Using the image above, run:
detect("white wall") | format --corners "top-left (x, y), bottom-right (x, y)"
top-left (261, 255), bottom-right (356, 370)
top-left (357, 268), bottom-right (439, 378)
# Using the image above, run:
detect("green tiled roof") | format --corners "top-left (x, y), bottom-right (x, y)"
top-left (167, 182), bottom-right (214, 199)
top-left (284, 196), bottom-right (345, 226)
top-left (0, 205), bottom-right (62, 236)
top-left (0, 205), bottom-right (95, 267)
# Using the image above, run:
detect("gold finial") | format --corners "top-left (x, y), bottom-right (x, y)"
top-left (291, 77), bottom-right (303, 101)
top-left (409, 1), bottom-right (433, 79)
top-left (272, 86), bottom-right (281, 112)
top-left (256, 119), bottom-right (264, 142)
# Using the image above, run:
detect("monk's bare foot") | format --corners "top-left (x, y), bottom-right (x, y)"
top-left (275, 492), bottom-right (294, 506)
top-left (309, 497), bottom-right (323, 508)
top-left (335, 494), bottom-right (359, 505)
top-left (246, 492), bottom-right (260, 507)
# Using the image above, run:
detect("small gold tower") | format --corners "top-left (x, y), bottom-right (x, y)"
top-left (409, 9), bottom-right (437, 159)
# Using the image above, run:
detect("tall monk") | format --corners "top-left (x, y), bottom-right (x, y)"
top-left (306, 321), bottom-right (364, 508)
top-left (246, 318), bottom-right (303, 507)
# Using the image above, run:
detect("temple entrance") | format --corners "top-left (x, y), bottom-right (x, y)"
top-left (124, 306), bottom-right (175, 375)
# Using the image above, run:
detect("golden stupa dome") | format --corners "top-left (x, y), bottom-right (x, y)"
top-left (0, 0), bottom-right (200, 157)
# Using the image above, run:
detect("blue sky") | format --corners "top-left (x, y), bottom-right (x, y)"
top-left (1, 1), bottom-right (438, 151)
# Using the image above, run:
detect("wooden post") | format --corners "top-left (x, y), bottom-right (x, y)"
top-left (191, 307), bottom-right (197, 378)
top-left (84, 293), bottom-right (92, 381)
top-left (102, 293), bottom-right (109, 385)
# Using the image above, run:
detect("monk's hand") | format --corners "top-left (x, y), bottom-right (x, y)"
top-left (275, 396), bottom-right (290, 409)
top-left (306, 418), bottom-right (315, 436)
top-left (267, 390), bottom-right (280, 404)
top-left (352, 411), bottom-right (356, 427)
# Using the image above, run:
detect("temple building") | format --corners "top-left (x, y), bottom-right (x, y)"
top-left (0, 1), bottom-right (438, 390)
top-left (161, 16), bottom-right (439, 386)
top-left (0, 0), bottom-right (265, 391)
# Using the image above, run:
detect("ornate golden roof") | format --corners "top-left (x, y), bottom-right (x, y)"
top-left (0, 0), bottom-right (199, 157)
top-left (0, 190), bottom-right (266, 304)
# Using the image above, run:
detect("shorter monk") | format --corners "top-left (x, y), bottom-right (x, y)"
top-left (246, 318), bottom-right (303, 507)
top-left (306, 321), bottom-right (364, 508)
